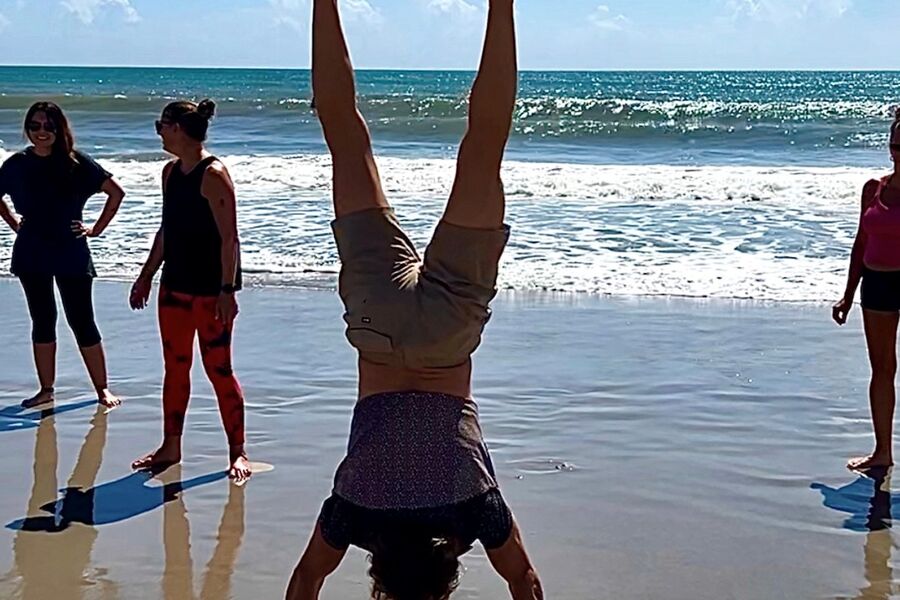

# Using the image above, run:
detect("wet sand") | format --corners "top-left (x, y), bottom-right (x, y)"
top-left (0, 278), bottom-right (892, 599)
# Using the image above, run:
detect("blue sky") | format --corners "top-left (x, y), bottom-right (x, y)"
top-left (0, 0), bottom-right (897, 69)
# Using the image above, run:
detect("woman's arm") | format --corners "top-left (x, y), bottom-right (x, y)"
top-left (0, 198), bottom-right (19, 233)
top-left (129, 228), bottom-right (164, 310)
top-left (139, 228), bottom-right (165, 280)
top-left (844, 180), bottom-right (878, 299)
top-left (201, 163), bottom-right (239, 288)
top-left (85, 177), bottom-right (126, 237)
top-left (0, 160), bottom-right (20, 232)
top-left (202, 163), bottom-right (240, 326)
top-left (834, 179), bottom-right (879, 325)
top-left (486, 519), bottom-right (544, 600)
top-left (285, 523), bottom-right (347, 600)
top-left (130, 162), bottom-right (174, 310)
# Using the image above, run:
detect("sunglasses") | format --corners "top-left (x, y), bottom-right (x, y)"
top-left (26, 121), bottom-right (57, 134)
top-left (154, 119), bottom-right (175, 134)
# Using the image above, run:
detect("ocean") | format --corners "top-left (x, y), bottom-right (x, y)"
top-left (1, 67), bottom-right (898, 301)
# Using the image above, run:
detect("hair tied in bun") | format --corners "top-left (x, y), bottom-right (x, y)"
top-left (197, 99), bottom-right (216, 120)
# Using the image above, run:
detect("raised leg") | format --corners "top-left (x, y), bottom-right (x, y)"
top-left (312, 0), bottom-right (389, 218)
top-left (442, 0), bottom-right (517, 231)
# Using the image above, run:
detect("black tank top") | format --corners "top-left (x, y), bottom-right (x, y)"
top-left (161, 156), bottom-right (242, 296)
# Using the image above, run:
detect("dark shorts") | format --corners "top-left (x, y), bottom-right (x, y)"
top-left (331, 208), bottom-right (509, 369)
top-left (861, 267), bottom-right (900, 312)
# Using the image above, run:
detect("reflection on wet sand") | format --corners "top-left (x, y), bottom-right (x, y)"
top-left (814, 469), bottom-right (900, 600)
top-left (162, 466), bottom-right (245, 600)
top-left (0, 407), bottom-right (119, 599)
top-left (0, 399), bottom-right (97, 434)
top-left (0, 406), bottom-right (245, 599)
top-left (6, 463), bottom-right (227, 531)
top-left (856, 472), bottom-right (897, 600)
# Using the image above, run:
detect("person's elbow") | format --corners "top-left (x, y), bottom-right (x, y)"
top-left (103, 178), bottom-right (126, 202)
top-left (507, 568), bottom-right (543, 600)
top-left (285, 560), bottom-right (326, 600)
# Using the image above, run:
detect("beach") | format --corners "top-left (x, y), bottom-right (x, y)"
top-left (0, 278), bottom-right (890, 599)
top-left (1, 66), bottom-right (899, 599)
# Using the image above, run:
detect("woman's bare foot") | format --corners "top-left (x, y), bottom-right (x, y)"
top-left (97, 388), bottom-right (121, 410)
top-left (132, 442), bottom-right (182, 474)
top-left (229, 452), bottom-right (252, 486)
top-left (847, 453), bottom-right (894, 471)
top-left (21, 387), bottom-right (55, 409)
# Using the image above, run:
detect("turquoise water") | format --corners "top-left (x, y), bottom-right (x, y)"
top-left (1, 67), bottom-right (898, 165)
top-left (0, 67), bottom-right (898, 300)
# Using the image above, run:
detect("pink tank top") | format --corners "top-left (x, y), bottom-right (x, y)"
top-left (863, 177), bottom-right (900, 270)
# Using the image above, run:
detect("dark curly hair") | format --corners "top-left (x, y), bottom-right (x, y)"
top-left (368, 529), bottom-right (464, 600)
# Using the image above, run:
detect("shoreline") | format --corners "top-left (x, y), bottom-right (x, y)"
top-left (0, 273), bottom-right (848, 307)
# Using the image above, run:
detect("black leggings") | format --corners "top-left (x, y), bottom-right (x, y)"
top-left (19, 275), bottom-right (102, 347)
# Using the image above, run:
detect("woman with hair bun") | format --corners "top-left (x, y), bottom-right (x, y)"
top-left (129, 99), bottom-right (251, 484)
top-left (833, 108), bottom-right (900, 472)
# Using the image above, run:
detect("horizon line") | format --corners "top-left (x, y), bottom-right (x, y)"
top-left (1, 64), bottom-right (899, 73)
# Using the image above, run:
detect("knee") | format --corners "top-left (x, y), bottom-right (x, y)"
top-left (870, 357), bottom-right (897, 379)
top-left (163, 352), bottom-right (193, 378)
top-left (205, 362), bottom-right (235, 381)
top-left (201, 352), bottom-right (235, 381)
top-left (314, 98), bottom-right (359, 125)
top-left (462, 118), bottom-right (511, 150)
top-left (27, 301), bottom-right (57, 343)
top-left (30, 314), bottom-right (57, 344)
top-left (456, 132), bottom-right (505, 179)
top-left (71, 322), bottom-right (101, 347)
top-left (322, 113), bottom-right (372, 154)
top-left (31, 323), bottom-right (56, 344)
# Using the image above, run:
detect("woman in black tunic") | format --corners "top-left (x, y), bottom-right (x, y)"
top-left (0, 102), bottom-right (125, 410)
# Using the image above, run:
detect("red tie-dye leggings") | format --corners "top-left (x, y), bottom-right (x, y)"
top-left (158, 287), bottom-right (245, 447)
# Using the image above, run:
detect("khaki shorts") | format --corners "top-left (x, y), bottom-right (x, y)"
top-left (332, 208), bottom-right (509, 369)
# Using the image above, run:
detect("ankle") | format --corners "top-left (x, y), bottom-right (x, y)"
top-left (229, 445), bottom-right (247, 461)
top-left (161, 436), bottom-right (182, 452)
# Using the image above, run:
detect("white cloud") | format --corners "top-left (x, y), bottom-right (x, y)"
top-left (590, 5), bottom-right (629, 31)
top-left (344, 0), bottom-right (382, 23)
top-left (270, 0), bottom-right (306, 31)
top-left (271, 0), bottom-right (382, 31)
top-left (427, 0), bottom-right (478, 16)
top-left (726, 0), bottom-right (851, 22)
top-left (61, 0), bottom-right (140, 24)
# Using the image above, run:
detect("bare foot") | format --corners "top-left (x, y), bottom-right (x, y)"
top-left (847, 453), bottom-right (894, 471)
top-left (97, 388), bottom-right (121, 411)
top-left (229, 453), bottom-right (252, 486)
top-left (21, 388), bottom-right (55, 409)
top-left (132, 445), bottom-right (182, 474)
